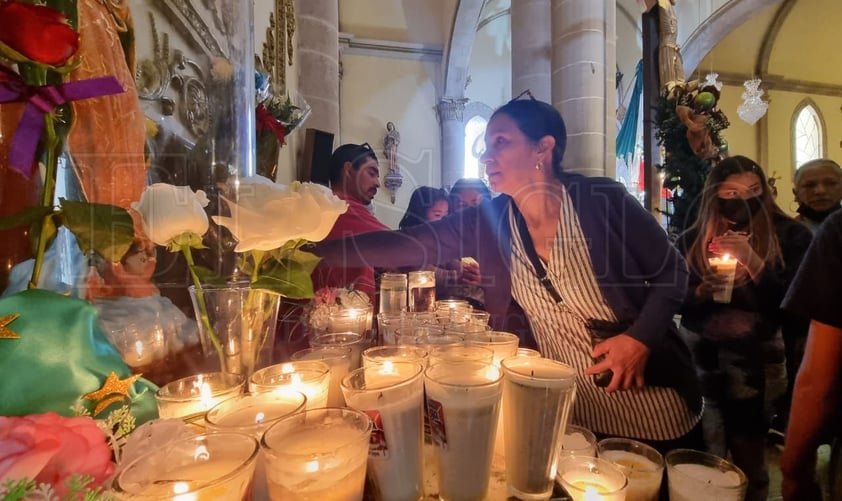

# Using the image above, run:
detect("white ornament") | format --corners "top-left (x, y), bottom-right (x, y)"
top-left (737, 78), bottom-right (768, 125)
top-left (703, 72), bottom-right (723, 91)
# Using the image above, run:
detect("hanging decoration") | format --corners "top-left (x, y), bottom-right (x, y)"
top-left (737, 78), bottom-right (768, 125)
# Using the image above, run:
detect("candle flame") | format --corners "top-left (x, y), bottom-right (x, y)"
top-left (199, 382), bottom-right (214, 410)
top-left (174, 482), bottom-right (190, 494)
top-left (305, 460), bottom-right (319, 473)
top-left (281, 363), bottom-right (294, 374)
top-left (193, 444), bottom-right (210, 461)
top-left (722, 253), bottom-right (732, 261)
top-left (134, 340), bottom-right (144, 358)
top-left (255, 412), bottom-right (265, 425)
top-left (381, 360), bottom-right (395, 374)
top-left (583, 486), bottom-right (602, 501)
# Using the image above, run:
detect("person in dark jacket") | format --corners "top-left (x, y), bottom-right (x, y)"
top-left (312, 98), bottom-right (702, 449)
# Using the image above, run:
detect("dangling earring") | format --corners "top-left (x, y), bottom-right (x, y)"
top-left (535, 161), bottom-right (541, 171)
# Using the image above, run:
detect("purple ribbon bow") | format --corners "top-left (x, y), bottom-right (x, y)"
top-left (0, 73), bottom-right (124, 178)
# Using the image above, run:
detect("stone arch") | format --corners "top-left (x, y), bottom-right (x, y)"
top-left (442, 0), bottom-right (485, 98)
top-left (681, 0), bottom-right (786, 76)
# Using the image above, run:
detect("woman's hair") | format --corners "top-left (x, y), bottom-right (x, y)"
top-left (684, 155), bottom-right (789, 274)
top-left (490, 99), bottom-right (567, 178)
top-left (793, 158), bottom-right (842, 185)
top-left (399, 186), bottom-right (449, 230)
top-left (450, 178), bottom-right (492, 199)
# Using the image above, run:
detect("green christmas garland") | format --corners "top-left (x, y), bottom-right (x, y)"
top-left (654, 82), bottom-right (730, 235)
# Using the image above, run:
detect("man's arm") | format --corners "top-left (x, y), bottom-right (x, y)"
top-left (781, 320), bottom-right (842, 499)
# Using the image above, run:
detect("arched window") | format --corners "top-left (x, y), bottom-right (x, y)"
top-left (793, 101), bottom-right (824, 169)
top-left (463, 115), bottom-right (488, 179)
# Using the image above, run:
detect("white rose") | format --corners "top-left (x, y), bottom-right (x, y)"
top-left (212, 176), bottom-right (347, 252)
top-left (132, 184), bottom-right (210, 246)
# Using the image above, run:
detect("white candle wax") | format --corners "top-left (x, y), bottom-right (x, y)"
top-left (292, 349), bottom-right (353, 407)
top-left (130, 460), bottom-right (253, 500)
top-left (265, 426), bottom-right (367, 501)
top-left (206, 398), bottom-right (304, 437)
top-left (425, 365), bottom-right (502, 501)
top-left (156, 373), bottom-right (243, 420)
top-left (562, 432), bottom-right (597, 457)
top-left (669, 463), bottom-right (744, 501)
top-left (342, 363), bottom-right (425, 501)
top-left (250, 363), bottom-right (330, 410)
top-left (559, 474), bottom-right (621, 501)
top-left (600, 450), bottom-right (662, 501)
top-left (708, 254), bottom-right (737, 303)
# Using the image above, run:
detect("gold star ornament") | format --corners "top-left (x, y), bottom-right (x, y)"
top-left (0, 313), bottom-right (21, 339)
top-left (83, 371), bottom-right (142, 415)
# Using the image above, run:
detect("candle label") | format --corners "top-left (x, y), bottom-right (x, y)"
top-left (363, 410), bottom-right (390, 458)
top-left (426, 397), bottom-right (448, 449)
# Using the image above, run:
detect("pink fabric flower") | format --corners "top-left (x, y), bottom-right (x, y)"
top-left (0, 412), bottom-right (114, 494)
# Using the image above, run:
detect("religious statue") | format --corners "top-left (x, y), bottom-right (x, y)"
top-left (383, 122), bottom-right (403, 204)
top-left (658, 0), bottom-right (685, 88)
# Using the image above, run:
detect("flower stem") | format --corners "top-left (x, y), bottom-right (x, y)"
top-left (247, 250), bottom-right (265, 305)
top-left (182, 244), bottom-right (224, 369)
top-left (29, 110), bottom-right (60, 289)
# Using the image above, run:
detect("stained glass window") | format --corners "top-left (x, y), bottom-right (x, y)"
top-left (794, 104), bottom-right (823, 168)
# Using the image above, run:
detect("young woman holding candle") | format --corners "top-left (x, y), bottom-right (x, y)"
top-left (676, 155), bottom-right (813, 501)
top-left (311, 97), bottom-right (705, 450)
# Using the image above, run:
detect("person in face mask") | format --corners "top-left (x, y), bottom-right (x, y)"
top-left (675, 155), bottom-right (813, 501)
top-left (793, 158), bottom-right (842, 232)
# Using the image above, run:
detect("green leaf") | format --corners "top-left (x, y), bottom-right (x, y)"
top-left (252, 259), bottom-right (315, 299)
top-left (29, 212), bottom-right (59, 256)
top-left (0, 206), bottom-right (53, 230)
top-left (58, 199), bottom-right (134, 262)
top-left (190, 265), bottom-right (226, 286)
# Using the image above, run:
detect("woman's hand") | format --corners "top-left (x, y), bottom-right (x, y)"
top-left (585, 334), bottom-right (649, 392)
top-left (459, 258), bottom-right (482, 285)
top-left (709, 232), bottom-right (765, 280)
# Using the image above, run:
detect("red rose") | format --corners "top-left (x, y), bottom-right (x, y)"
top-left (0, 413), bottom-right (114, 495)
top-left (0, 1), bottom-right (79, 66)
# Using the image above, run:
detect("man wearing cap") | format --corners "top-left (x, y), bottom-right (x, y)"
top-left (312, 143), bottom-right (389, 300)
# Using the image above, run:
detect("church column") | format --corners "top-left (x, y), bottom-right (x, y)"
top-left (511, 0), bottom-right (552, 101)
top-left (438, 97), bottom-right (468, 188)
top-left (551, 0), bottom-right (616, 177)
top-left (295, 0), bottom-right (340, 135)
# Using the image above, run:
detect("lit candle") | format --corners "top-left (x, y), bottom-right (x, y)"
top-left (557, 456), bottom-right (629, 501)
top-left (249, 361), bottom-right (330, 410)
top-left (262, 408), bottom-right (372, 501)
top-left (598, 438), bottom-right (663, 501)
top-left (560, 425), bottom-right (598, 458)
top-left (291, 346), bottom-right (353, 407)
top-left (464, 331), bottom-right (520, 367)
top-left (155, 373), bottom-right (244, 420)
top-left (408, 270), bottom-right (436, 312)
top-left (327, 306), bottom-right (373, 338)
top-left (113, 433), bottom-right (259, 500)
top-left (310, 332), bottom-right (366, 370)
top-left (666, 449), bottom-right (746, 501)
top-left (362, 345), bottom-right (429, 368)
top-left (205, 392), bottom-right (306, 437)
top-left (708, 254), bottom-right (738, 303)
top-left (425, 361), bottom-right (503, 501)
top-left (341, 361), bottom-right (426, 501)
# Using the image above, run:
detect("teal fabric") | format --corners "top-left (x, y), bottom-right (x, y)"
top-left (616, 59), bottom-right (643, 164)
top-left (0, 289), bottom-right (158, 423)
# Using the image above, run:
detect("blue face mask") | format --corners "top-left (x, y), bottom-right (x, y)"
top-left (718, 196), bottom-right (763, 228)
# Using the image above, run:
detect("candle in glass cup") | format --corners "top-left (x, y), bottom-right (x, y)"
top-left (155, 372), bottom-right (244, 420)
top-left (557, 456), bottom-right (629, 501)
top-left (598, 438), bottom-right (663, 501)
top-left (414, 333), bottom-right (464, 353)
top-left (464, 331), bottom-right (520, 367)
top-left (205, 392), bottom-right (306, 436)
top-left (516, 347), bottom-right (541, 358)
top-left (666, 449), bottom-right (746, 501)
top-left (425, 360), bottom-right (503, 501)
top-left (291, 346), bottom-right (353, 407)
top-left (408, 270), bottom-right (436, 312)
top-left (261, 408), bottom-right (372, 501)
top-left (362, 345), bottom-right (429, 368)
top-left (501, 357), bottom-right (577, 500)
top-left (310, 331), bottom-right (365, 370)
top-left (559, 424), bottom-right (598, 458)
top-left (708, 254), bottom-right (738, 303)
top-left (113, 433), bottom-right (259, 500)
top-left (428, 345), bottom-right (494, 366)
top-left (249, 361), bottom-right (330, 409)
top-left (341, 361), bottom-right (426, 501)
top-left (378, 311), bottom-right (412, 345)
top-left (380, 273), bottom-right (408, 314)
top-left (326, 306), bottom-right (373, 338)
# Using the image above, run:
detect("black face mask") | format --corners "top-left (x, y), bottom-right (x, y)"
top-left (718, 196), bottom-right (763, 228)
top-left (797, 203), bottom-right (842, 224)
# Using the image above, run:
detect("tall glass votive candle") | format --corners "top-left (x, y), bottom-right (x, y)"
top-left (362, 345), bottom-right (429, 368)
top-left (428, 344), bottom-right (494, 366)
top-left (557, 456), bottom-right (629, 501)
top-left (425, 360), bottom-right (503, 501)
top-left (665, 449), bottom-right (746, 501)
top-left (598, 438), bottom-right (663, 501)
top-left (156, 372), bottom-right (244, 420)
top-left (501, 357), bottom-right (577, 500)
top-left (380, 272), bottom-right (408, 314)
top-left (291, 346), bottom-right (353, 407)
top-left (310, 332), bottom-right (365, 370)
top-left (341, 361), bottom-right (426, 501)
top-left (205, 392), bottom-right (306, 437)
top-left (560, 424), bottom-right (598, 458)
top-left (249, 361), bottom-right (330, 409)
top-left (261, 408), bottom-right (372, 501)
top-left (408, 270), bottom-right (436, 312)
top-left (113, 432), bottom-right (259, 500)
top-left (465, 331), bottom-right (520, 367)
top-left (377, 311), bottom-right (412, 345)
